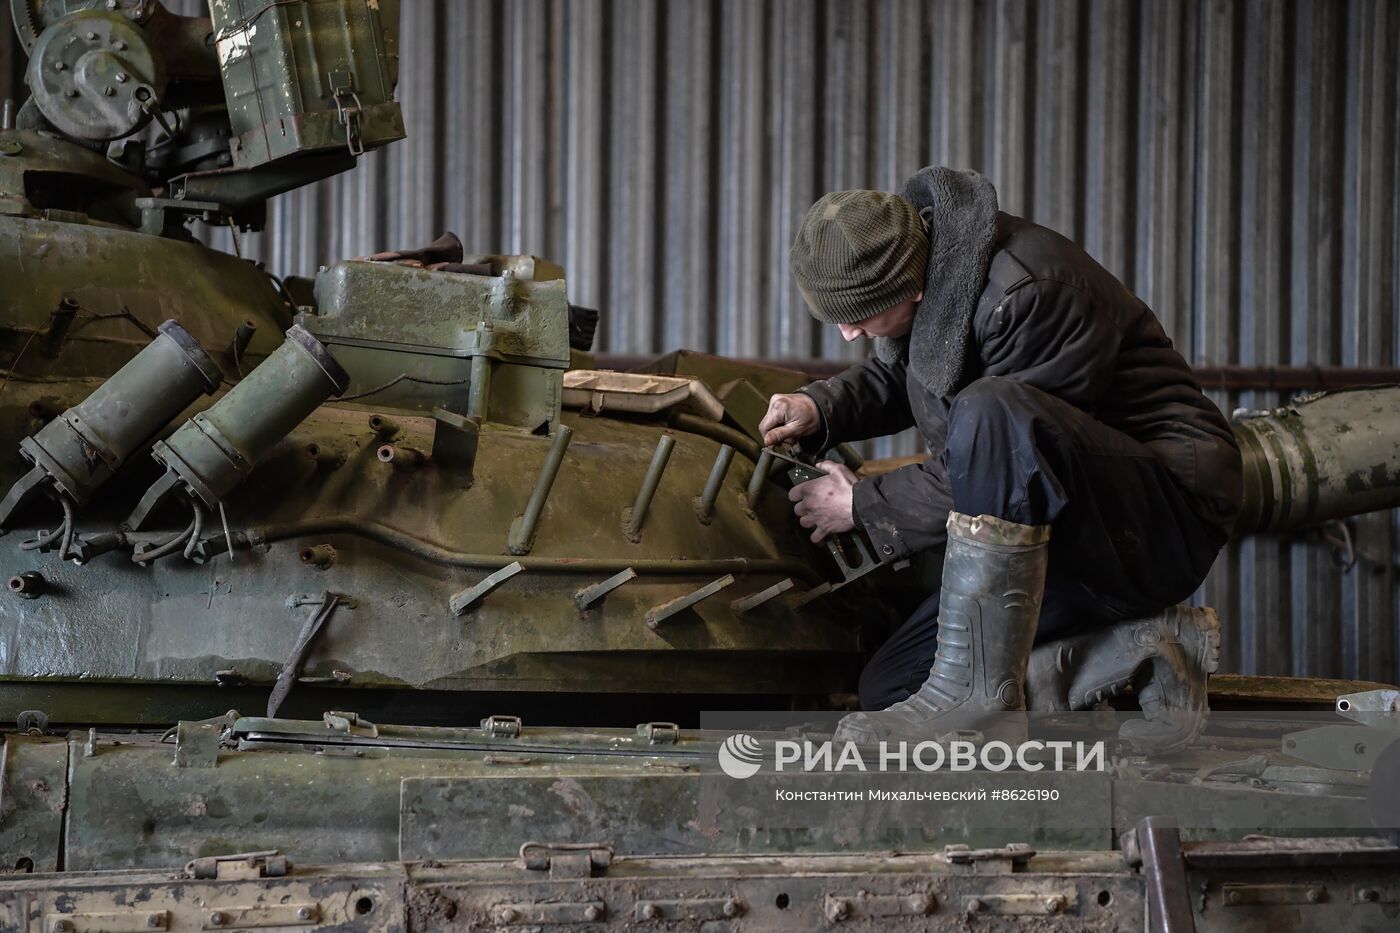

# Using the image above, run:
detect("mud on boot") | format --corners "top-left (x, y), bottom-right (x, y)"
top-left (834, 512), bottom-right (1049, 746)
top-left (1025, 605), bottom-right (1221, 754)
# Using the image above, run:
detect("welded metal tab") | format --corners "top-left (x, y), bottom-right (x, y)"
top-left (449, 562), bottom-right (525, 616)
top-left (173, 720), bottom-right (222, 769)
top-left (730, 578), bottom-right (794, 614)
top-left (644, 574), bottom-right (735, 628)
top-left (574, 568), bottom-right (636, 611)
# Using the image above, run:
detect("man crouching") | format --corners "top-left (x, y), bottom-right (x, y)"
top-left (761, 167), bottom-right (1243, 747)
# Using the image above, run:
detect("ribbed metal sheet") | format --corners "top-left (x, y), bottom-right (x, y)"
top-left (74, 2), bottom-right (1400, 681)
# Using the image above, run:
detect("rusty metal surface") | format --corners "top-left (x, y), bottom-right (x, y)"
top-left (6, 841), bottom-right (1400, 930)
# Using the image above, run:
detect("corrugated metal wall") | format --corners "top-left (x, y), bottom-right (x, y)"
top-left (59, 1), bottom-right (1400, 681)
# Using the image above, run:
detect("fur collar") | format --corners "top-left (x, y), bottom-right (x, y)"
top-left (875, 167), bottom-right (1000, 396)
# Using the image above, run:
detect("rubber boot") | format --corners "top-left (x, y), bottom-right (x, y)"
top-left (1025, 605), bottom-right (1220, 754)
top-left (834, 512), bottom-right (1049, 745)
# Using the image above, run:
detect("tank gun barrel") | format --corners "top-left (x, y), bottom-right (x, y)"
top-left (1233, 386), bottom-right (1400, 534)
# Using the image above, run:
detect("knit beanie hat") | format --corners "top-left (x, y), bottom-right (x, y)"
top-left (789, 190), bottom-right (929, 324)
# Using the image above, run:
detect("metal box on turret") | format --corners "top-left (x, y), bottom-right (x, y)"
top-left (209, 0), bottom-right (406, 166)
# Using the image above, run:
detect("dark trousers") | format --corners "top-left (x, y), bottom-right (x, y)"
top-left (858, 376), bottom-right (1227, 711)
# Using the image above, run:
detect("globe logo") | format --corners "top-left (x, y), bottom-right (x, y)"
top-left (717, 733), bottom-right (764, 779)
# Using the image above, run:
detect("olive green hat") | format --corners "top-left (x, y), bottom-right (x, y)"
top-left (789, 189), bottom-right (929, 324)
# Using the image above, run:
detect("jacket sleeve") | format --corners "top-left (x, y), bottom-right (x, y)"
top-left (978, 279), bottom-right (1123, 406)
top-left (852, 457), bottom-right (953, 559)
top-left (795, 355), bottom-right (916, 451)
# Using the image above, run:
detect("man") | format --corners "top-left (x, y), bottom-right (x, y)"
top-left (760, 167), bottom-right (1242, 746)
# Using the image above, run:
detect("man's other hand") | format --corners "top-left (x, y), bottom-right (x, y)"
top-left (789, 460), bottom-right (857, 543)
top-left (760, 393), bottom-right (821, 447)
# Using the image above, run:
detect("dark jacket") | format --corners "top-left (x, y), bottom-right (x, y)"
top-left (800, 212), bottom-right (1244, 559)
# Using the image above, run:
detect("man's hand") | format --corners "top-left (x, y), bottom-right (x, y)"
top-left (760, 393), bottom-right (821, 447)
top-left (789, 460), bottom-right (858, 543)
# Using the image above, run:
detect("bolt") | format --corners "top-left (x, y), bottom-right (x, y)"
top-left (107, 0), bottom-right (119, 8)
top-left (826, 898), bottom-right (851, 921)
top-left (146, 914), bottom-right (162, 928)
top-left (52, 921), bottom-right (73, 933)
top-left (1355, 743), bottom-right (1368, 755)
top-left (908, 893), bottom-right (932, 914)
top-left (54, 61), bottom-right (66, 71)
top-left (582, 904), bottom-right (602, 921)
top-left (1359, 888), bottom-right (1379, 902)
top-left (85, 31), bottom-right (98, 40)
top-left (639, 903), bottom-right (658, 920)
top-left (114, 39), bottom-right (127, 50)
top-left (116, 72), bottom-right (129, 83)
top-left (966, 897), bottom-right (984, 914)
top-left (722, 898), bottom-right (741, 918)
top-left (208, 912), bottom-right (227, 927)
top-left (1226, 890), bottom-right (1241, 905)
top-left (1307, 888), bottom-right (1324, 904)
top-left (64, 89), bottom-right (78, 98)
top-left (1044, 894), bottom-right (1066, 913)
top-left (495, 907), bottom-right (518, 923)
top-left (103, 85), bottom-right (116, 96)
top-left (296, 906), bottom-right (314, 920)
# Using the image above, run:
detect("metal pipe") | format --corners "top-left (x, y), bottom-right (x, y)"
top-left (194, 517), bottom-right (824, 584)
top-left (1232, 386), bottom-right (1400, 534)
top-left (625, 434), bottom-right (676, 542)
top-left (507, 424), bottom-right (574, 555)
top-left (668, 412), bottom-right (761, 462)
top-left (467, 354), bottom-right (492, 419)
top-left (377, 444), bottom-right (427, 468)
top-left (42, 299), bottom-right (78, 357)
top-left (746, 449), bottom-right (775, 511)
top-left (228, 318), bottom-right (257, 363)
top-left (8, 571), bottom-right (45, 598)
top-left (368, 413), bottom-right (400, 439)
top-left (305, 442), bottom-right (346, 469)
top-left (299, 543), bottom-right (337, 569)
top-left (695, 444), bottom-right (735, 524)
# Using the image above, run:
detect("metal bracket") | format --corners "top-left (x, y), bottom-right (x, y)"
top-left (481, 714), bottom-right (522, 738)
top-left (184, 850), bottom-right (289, 881)
top-left (636, 721), bottom-right (680, 745)
top-left (1125, 816), bottom-right (1197, 933)
top-left (574, 567), bottom-right (636, 612)
top-left (1336, 688), bottom-right (1400, 725)
top-left (637, 897), bottom-right (744, 922)
top-left (449, 561), bottom-right (524, 616)
top-left (730, 578), bottom-right (794, 614)
top-left (644, 574), bottom-right (735, 629)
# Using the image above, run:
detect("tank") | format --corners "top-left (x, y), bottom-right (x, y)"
top-left (1, 2), bottom-right (1398, 927)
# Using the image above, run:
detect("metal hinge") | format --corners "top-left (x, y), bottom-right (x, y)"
top-left (329, 69), bottom-right (364, 156)
top-left (518, 841), bottom-right (613, 879)
top-left (481, 714), bottom-right (522, 738)
top-left (944, 842), bottom-right (1036, 874)
top-left (323, 710), bottom-right (378, 737)
top-left (184, 850), bottom-right (289, 880)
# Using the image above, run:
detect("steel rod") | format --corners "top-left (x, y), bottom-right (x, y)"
top-left (624, 434), bottom-right (675, 541)
top-left (508, 424), bottom-right (574, 555)
top-left (746, 449), bottom-right (774, 510)
top-left (695, 444), bottom-right (735, 523)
